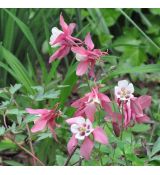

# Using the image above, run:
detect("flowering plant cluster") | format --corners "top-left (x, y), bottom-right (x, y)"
top-left (25, 14), bottom-right (152, 163)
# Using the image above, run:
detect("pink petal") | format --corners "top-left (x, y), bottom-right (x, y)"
top-left (89, 61), bottom-right (95, 78)
top-left (85, 33), bottom-right (94, 50)
top-left (136, 114), bottom-right (150, 123)
top-left (26, 108), bottom-right (49, 115)
top-left (51, 33), bottom-right (64, 46)
top-left (60, 14), bottom-right (68, 33)
top-left (93, 127), bottom-right (108, 145)
top-left (48, 120), bottom-right (58, 142)
top-left (112, 122), bottom-right (121, 137)
top-left (138, 95), bottom-right (152, 110)
top-left (80, 137), bottom-right (94, 160)
top-left (130, 98), bottom-right (143, 115)
top-left (71, 46), bottom-right (86, 55)
top-left (98, 93), bottom-right (110, 103)
top-left (31, 118), bottom-right (48, 133)
top-left (76, 61), bottom-right (89, 76)
top-left (67, 135), bottom-right (78, 155)
top-left (84, 103), bottom-right (96, 122)
top-left (71, 96), bottom-right (88, 108)
top-left (68, 23), bottom-right (76, 35)
top-left (49, 45), bottom-right (70, 63)
top-left (66, 116), bottom-right (84, 125)
top-left (101, 102), bottom-right (113, 115)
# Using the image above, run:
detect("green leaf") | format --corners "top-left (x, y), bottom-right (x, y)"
top-left (151, 137), bottom-right (160, 157)
top-left (37, 133), bottom-right (52, 141)
top-left (56, 155), bottom-right (66, 165)
top-left (131, 124), bottom-right (150, 133)
top-left (0, 126), bottom-right (5, 136)
top-left (0, 45), bottom-right (34, 94)
top-left (0, 139), bottom-right (17, 151)
top-left (101, 9), bottom-right (120, 27)
top-left (150, 9), bottom-right (160, 15)
top-left (3, 9), bottom-right (47, 80)
top-left (3, 160), bottom-right (23, 166)
top-left (102, 64), bottom-right (160, 82)
top-left (9, 84), bottom-right (22, 94)
top-left (118, 9), bottom-right (160, 51)
top-left (58, 63), bottom-right (77, 107)
top-left (150, 155), bottom-right (160, 162)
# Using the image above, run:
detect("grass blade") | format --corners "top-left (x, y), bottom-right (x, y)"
top-left (118, 9), bottom-right (160, 51)
top-left (102, 64), bottom-right (160, 82)
top-left (0, 45), bottom-right (34, 93)
top-left (4, 9), bottom-right (47, 81)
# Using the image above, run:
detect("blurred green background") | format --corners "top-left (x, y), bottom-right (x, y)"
top-left (0, 9), bottom-right (160, 166)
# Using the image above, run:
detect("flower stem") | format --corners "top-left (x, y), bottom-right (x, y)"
top-left (26, 123), bottom-right (37, 165)
top-left (7, 136), bottom-right (45, 166)
top-left (64, 145), bottom-right (79, 166)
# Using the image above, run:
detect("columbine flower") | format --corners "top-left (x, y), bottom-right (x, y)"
top-left (71, 33), bottom-right (108, 77)
top-left (66, 116), bottom-right (108, 160)
top-left (26, 105), bottom-right (61, 142)
top-left (115, 80), bottom-right (134, 101)
top-left (71, 87), bottom-right (110, 122)
top-left (105, 95), bottom-right (152, 136)
top-left (70, 117), bottom-right (94, 140)
top-left (49, 14), bottom-right (82, 63)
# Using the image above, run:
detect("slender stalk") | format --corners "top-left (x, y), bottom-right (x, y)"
top-left (71, 157), bottom-right (84, 166)
top-left (64, 145), bottom-right (79, 166)
top-left (7, 136), bottom-right (45, 166)
top-left (3, 111), bottom-right (8, 129)
top-left (119, 102), bottom-right (128, 165)
top-left (118, 9), bottom-right (160, 51)
top-left (78, 156), bottom-right (83, 166)
top-left (12, 96), bottom-right (37, 166)
top-left (26, 123), bottom-right (36, 165)
top-left (85, 74), bottom-right (92, 91)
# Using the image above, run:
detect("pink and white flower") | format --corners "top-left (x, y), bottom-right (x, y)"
top-left (49, 14), bottom-right (82, 63)
top-left (71, 87), bottom-right (110, 122)
top-left (26, 107), bottom-right (61, 142)
top-left (66, 116), bottom-right (108, 160)
top-left (71, 33), bottom-right (108, 77)
top-left (105, 80), bottom-right (152, 136)
top-left (115, 80), bottom-right (134, 101)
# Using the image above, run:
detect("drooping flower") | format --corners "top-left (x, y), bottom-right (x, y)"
top-left (105, 80), bottom-right (152, 136)
top-left (71, 33), bottom-right (108, 77)
top-left (49, 14), bottom-right (82, 63)
top-left (26, 104), bottom-right (61, 142)
top-left (114, 80), bottom-right (134, 127)
top-left (66, 116), bottom-right (108, 160)
top-left (71, 87), bottom-right (110, 122)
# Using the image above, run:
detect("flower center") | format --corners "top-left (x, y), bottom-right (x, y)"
top-left (78, 124), bottom-right (91, 136)
top-left (118, 88), bottom-right (131, 99)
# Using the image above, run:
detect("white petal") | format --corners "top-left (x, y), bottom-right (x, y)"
top-left (71, 124), bottom-right (79, 134)
top-left (86, 119), bottom-right (93, 128)
top-left (127, 83), bottom-right (134, 93)
top-left (85, 128), bottom-right (94, 136)
top-left (76, 117), bottom-right (85, 125)
top-left (49, 27), bottom-right (63, 47)
top-left (75, 132), bottom-right (85, 140)
top-left (115, 86), bottom-right (120, 97)
top-left (51, 27), bottom-right (63, 36)
top-left (118, 80), bottom-right (129, 88)
top-left (76, 53), bottom-right (86, 61)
